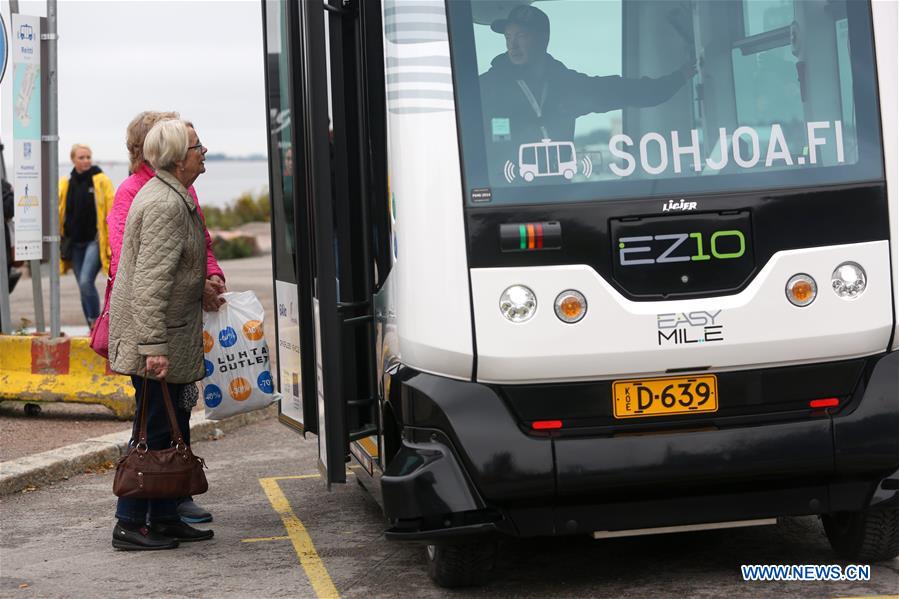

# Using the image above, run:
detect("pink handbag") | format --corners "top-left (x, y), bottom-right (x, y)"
top-left (89, 277), bottom-right (113, 358)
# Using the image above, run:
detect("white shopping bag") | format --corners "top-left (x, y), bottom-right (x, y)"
top-left (202, 291), bottom-right (277, 420)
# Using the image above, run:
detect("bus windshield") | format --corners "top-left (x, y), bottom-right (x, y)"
top-left (447, 0), bottom-right (884, 206)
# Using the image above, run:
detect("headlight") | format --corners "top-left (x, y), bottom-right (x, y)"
top-left (500, 285), bottom-right (537, 323)
top-left (831, 262), bottom-right (866, 299)
top-left (786, 274), bottom-right (817, 307)
top-left (554, 290), bottom-right (587, 323)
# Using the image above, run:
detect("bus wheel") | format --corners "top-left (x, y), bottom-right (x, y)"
top-left (563, 169), bottom-right (574, 180)
top-left (822, 504), bottom-right (899, 562)
top-left (523, 171), bottom-right (534, 182)
top-left (426, 540), bottom-right (497, 588)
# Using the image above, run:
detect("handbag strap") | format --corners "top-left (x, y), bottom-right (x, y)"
top-left (135, 377), bottom-right (188, 451)
top-left (159, 380), bottom-right (189, 449)
top-left (135, 376), bottom-right (151, 448)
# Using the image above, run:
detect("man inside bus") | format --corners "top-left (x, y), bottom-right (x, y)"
top-left (480, 4), bottom-right (696, 151)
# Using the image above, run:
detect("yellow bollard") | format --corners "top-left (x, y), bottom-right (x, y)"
top-left (0, 335), bottom-right (135, 420)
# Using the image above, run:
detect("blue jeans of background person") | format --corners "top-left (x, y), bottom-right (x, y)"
top-left (69, 240), bottom-right (101, 323)
top-left (115, 376), bottom-right (190, 525)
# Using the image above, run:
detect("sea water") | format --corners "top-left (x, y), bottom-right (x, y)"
top-left (73, 159), bottom-right (270, 209)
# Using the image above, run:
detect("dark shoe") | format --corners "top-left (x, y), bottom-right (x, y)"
top-left (177, 499), bottom-right (213, 523)
top-left (151, 520), bottom-right (214, 542)
top-left (112, 523), bottom-right (179, 551)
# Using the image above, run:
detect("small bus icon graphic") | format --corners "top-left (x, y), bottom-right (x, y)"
top-left (519, 139), bottom-right (577, 182)
top-left (18, 24), bottom-right (34, 41)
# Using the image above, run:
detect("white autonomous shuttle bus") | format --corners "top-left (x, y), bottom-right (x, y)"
top-left (260, 0), bottom-right (899, 587)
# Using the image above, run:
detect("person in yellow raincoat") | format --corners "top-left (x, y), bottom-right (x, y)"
top-left (58, 143), bottom-right (115, 327)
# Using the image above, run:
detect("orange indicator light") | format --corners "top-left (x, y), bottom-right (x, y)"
top-left (786, 274), bottom-right (817, 307)
top-left (559, 296), bottom-right (583, 319)
top-left (791, 281), bottom-right (814, 302)
top-left (554, 289), bottom-right (587, 323)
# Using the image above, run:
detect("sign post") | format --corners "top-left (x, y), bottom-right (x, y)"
top-left (46, 0), bottom-right (59, 338)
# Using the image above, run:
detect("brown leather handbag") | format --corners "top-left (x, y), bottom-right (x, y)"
top-left (113, 378), bottom-right (208, 499)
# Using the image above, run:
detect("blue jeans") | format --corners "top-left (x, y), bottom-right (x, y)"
top-left (115, 376), bottom-right (190, 525)
top-left (69, 240), bottom-right (101, 323)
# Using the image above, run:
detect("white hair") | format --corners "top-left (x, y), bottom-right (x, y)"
top-left (143, 119), bottom-right (190, 172)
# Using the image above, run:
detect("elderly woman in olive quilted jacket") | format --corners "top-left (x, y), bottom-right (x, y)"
top-left (108, 119), bottom-right (215, 551)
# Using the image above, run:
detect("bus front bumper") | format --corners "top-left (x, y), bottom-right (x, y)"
top-left (382, 351), bottom-right (899, 541)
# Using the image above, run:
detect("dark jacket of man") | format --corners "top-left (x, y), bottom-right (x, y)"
top-left (479, 52), bottom-right (688, 149)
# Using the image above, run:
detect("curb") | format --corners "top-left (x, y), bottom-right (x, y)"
top-left (0, 404), bottom-right (278, 496)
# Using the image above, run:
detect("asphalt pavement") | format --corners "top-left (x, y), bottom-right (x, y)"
top-left (2, 417), bottom-right (897, 598)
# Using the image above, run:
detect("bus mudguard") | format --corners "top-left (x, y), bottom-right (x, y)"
top-left (833, 350), bottom-right (899, 479)
top-left (395, 370), bottom-right (555, 504)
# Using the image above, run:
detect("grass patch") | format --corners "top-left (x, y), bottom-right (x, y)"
top-left (203, 190), bottom-right (270, 230)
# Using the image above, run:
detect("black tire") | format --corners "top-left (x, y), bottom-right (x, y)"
top-left (426, 540), bottom-right (498, 588)
top-left (823, 504), bottom-right (899, 562)
top-left (24, 403), bottom-right (42, 417)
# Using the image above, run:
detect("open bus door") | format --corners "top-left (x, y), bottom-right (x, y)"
top-left (262, 0), bottom-right (388, 487)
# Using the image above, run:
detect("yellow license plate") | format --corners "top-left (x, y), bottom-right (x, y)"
top-left (613, 375), bottom-right (718, 419)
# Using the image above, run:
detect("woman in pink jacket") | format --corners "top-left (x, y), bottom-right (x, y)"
top-left (107, 110), bottom-right (225, 527)
top-left (109, 111), bottom-right (226, 303)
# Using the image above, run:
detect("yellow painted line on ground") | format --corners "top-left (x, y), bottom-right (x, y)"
top-left (270, 474), bottom-right (322, 481)
top-left (259, 476), bottom-right (340, 599)
top-left (241, 535), bottom-right (291, 543)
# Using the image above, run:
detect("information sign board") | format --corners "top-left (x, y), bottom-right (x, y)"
top-left (11, 13), bottom-right (42, 261)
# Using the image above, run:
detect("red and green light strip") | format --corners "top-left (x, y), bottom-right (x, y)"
top-left (518, 223), bottom-right (544, 250)
top-left (500, 221), bottom-right (561, 252)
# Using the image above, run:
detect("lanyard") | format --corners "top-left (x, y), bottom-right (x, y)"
top-left (154, 175), bottom-right (202, 227)
top-left (516, 79), bottom-right (550, 139)
top-left (154, 175), bottom-right (188, 203)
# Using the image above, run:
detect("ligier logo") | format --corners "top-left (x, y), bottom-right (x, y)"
top-left (657, 310), bottom-right (724, 346)
top-left (619, 230), bottom-right (745, 266)
top-left (204, 384), bottom-right (223, 408)
top-left (218, 327), bottom-right (238, 348)
top-left (243, 320), bottom-right (264, 341)
top-left (229, 377), bottom-right (252, 401)
top-left (662, 198), bottom-right (697, 213)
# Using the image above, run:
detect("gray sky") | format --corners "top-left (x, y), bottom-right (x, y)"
top-left (1, 0), bottom-right (267, 162)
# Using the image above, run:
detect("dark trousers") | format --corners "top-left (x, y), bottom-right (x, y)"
top-left (115, 376), bottom-right (190, 524)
